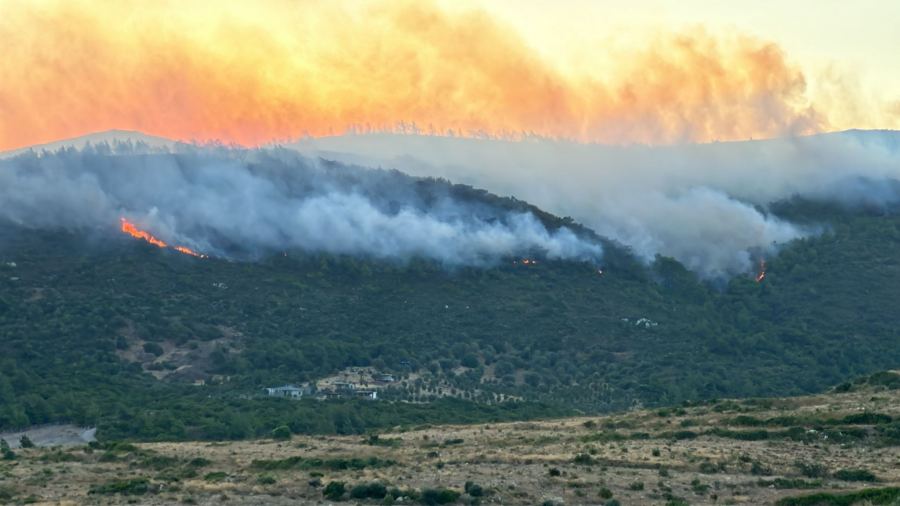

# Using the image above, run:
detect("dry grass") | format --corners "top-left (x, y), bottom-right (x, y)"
top-left (2, 385), bottom-right (900, 505)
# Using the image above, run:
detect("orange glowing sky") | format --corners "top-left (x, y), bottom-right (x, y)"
top-left (1, 0), bottom-right (898, 151)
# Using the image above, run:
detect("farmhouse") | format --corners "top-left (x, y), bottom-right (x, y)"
top-left (263, 384), bottom-right (313, 399)
top-left (374, 373), bottom-right (395, 383)
top-left (354, 389), bottom-right (378, 400)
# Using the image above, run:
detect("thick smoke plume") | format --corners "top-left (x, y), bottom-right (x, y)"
top-left (292, 130), bottom-right (900, 278)
top-left (1, 0), bottom-right (833, 150)
top-left (0, 146), bottom-right (601, 266)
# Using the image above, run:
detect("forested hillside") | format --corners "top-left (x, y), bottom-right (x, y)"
top-left (0, 192), bottom-right (899, 441)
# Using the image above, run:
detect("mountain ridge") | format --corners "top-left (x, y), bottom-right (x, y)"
top-left (0, 131), bottom-right (899, 443)
top-left (1, 192), bottom-right (899, 440)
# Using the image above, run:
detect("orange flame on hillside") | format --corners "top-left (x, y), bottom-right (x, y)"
top-left (120, 218), bottom-right (167, 248)
top-left (755, 259), bottom-right (766, 283)
top-left (120, 218), bottom-right (207, 258)
top-left (174, 246), bottom-right (206, 258)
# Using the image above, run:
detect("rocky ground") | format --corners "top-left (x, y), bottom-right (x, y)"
top-left (2, 376), bottom-right (900, 505)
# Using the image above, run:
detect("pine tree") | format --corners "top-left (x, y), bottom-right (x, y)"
top-left (19, 434), bottom-right (34, 449)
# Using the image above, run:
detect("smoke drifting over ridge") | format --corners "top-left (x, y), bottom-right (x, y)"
top-left (292, 130), bottom-right (900, 278)
top-left (0, 146), bottom-right (601, 266)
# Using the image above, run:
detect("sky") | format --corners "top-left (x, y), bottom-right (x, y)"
top-left (1, 0), bottom-right (898, 151)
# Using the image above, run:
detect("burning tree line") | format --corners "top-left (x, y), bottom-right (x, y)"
top-left (120, 218), bottom-right (207, 258)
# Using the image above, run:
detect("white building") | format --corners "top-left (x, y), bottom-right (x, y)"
top-left (264, 384), bottom-right (312, 398)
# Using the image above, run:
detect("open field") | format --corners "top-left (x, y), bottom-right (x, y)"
top-left (2, 377), bottom-right (900, 505)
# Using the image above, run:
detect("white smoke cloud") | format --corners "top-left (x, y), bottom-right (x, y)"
top-left (288, 130), bottom-right (900, 278)
top-left (0, 146), bottom-right (602, 266)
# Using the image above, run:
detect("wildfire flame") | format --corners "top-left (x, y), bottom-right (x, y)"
top-left (120, 218), bottom-right (207, 258)
top-left (755, 259), bottom-right (766, 283)
top-left (174, 245), bottom-right (206, 258)
top-left (120, 218), bottom-right (167, 248)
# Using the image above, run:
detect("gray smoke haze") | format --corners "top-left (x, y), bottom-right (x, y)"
top-left (289, 130), bottom-right (900, 278)
top-left (0, 145), bottom-right (602, 266)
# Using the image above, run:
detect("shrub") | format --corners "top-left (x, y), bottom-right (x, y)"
top-left (699, 461), bottom-right (720, 473)
top-left (464, 481), bottom-right (484, 497)
top-left (142, 342), bottom-right (164, 356)
top-left (349, 482), bottom-right (387, 500)
top-left (323, 481), bottom-right (346, 500)
top-left (548, 468), bottom-right (561, 477)
top-left (188, 457), bottom-right (211, 467)
top-left (89, 478), bottom-right (151, 496)
top-left (599, 487), bottom-right (613, 499)
top-left (136, 454), bottom-right (181, 470)
top-left (420, 488), bottom-right (461, 505)
top-left (629, 481), bottom-right (644, 491)
top-left (251, 456), bottom-right (394, 471)
top-left (39, 450), bottom-right (80, 463)
top-left (0, 439), bottom-right (14, 460)
top-left (750, 461), bottom-right (772, 476)
top-left (730, 415), bottom-right (764, 426)
top-left (387, 487), bottom-right (420, 501)
top-left (776, 487), bottom-right (900, 506)
top-left (794, 461), bottom-right (827, 478)
top-left (708, 428), bottom-right (770, 441)
top-left (582, 432), bottom-right (627, 443)
top-left (101, 442), bottom-right (139, 453)
top-left (271, 425), bottom-right (292, 440)
top-left (840, 412), bottom-right (892, 424)
top-left (257, 474), bottom-right (276, 485)
top-left (19, 435), bottom-right (34, 449)
top-left (573, 453), bottom-right (595, 465)
top-left (203, 472), bottom-right (228, 483)
top-left (833, 468), bottom-right (877, 482)
top-left (691, 478), bottom-right (710, 494)
top-left (0, 485), bottom-right (15, 501)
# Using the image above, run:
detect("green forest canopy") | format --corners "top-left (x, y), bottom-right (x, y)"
top-left (0, 196), bottom-right (898, 440)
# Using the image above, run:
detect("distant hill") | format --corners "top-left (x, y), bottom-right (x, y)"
top-left (0, 129), bottom-right (179, 159)
top-left (0, 131), bottom-right (899, 441)
top-left (1, 187), bottom-right (899, 440)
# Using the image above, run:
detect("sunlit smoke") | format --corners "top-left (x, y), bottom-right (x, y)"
top-left (291, 130), bottom-right (900, 278)
top-left (0, 0), bottom-right (833, 150)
